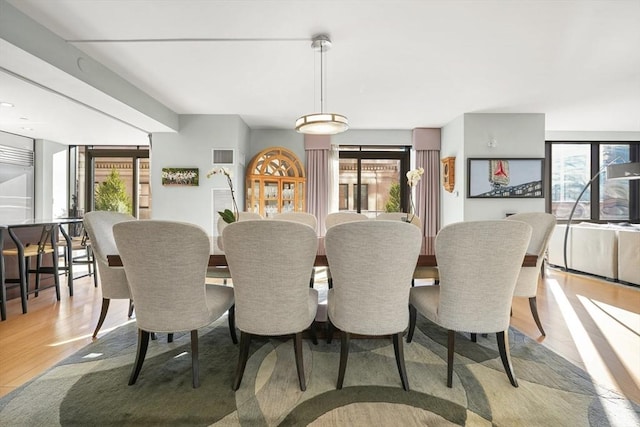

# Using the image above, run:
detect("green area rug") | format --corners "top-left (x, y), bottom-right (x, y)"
top-left (1, 315), bottom-right (638, 426)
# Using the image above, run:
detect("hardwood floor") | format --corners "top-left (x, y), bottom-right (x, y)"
top-left (1, 267), bottom-right (638, 404)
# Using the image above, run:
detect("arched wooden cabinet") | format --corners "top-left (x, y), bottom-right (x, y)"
top-left (245, 147), bottom-right (306, 218)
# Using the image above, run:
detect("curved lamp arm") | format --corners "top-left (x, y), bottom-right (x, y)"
top-left (563, 157), bottom-right (626, 271)
top-left (562, 169), bottom-right (606, 271)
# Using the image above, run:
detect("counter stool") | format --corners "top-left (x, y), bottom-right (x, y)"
top-left (2, 224), bottom-right (61, 315)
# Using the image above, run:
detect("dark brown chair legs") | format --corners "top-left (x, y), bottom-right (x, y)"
top-left (233, 331), bottom-right (251, 391)
top-left (129, 329), bottom-right (201, 388)
top-left (293, 332), bottom-right (306, 391)
top-left (93, 298), bottom-right (110, 338)
top-left (228, 305), bottom-right (238, 344)
top-left (190, 330), bottom-right (200, 388)
top-left (336, 330), bottom-right (409, 391)
top-left (393, 332), bottom-right (410, 391)
top-left (529, 296), bottom-right (546, 336)
top-left (336, 331), bottom-right (350, 389)
top-left (445, 329), bottom-right (518, 388)
top-left (497, 330), bottom-right (518, 387)
top-left (407, 305), bottom-right (417, 343)
top-left (93, 298), bottom-right (135, 339)
top-left (128, 329), bottom-right (150, 386)
top-left (233, 331), bottom-right (307, 391)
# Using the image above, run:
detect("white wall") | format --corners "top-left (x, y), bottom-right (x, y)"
top-left (464, 113), bottom-right (545, 221)
top-left (441, 113), bottom-right (545, 225)
top-left (151, 115), bottom-right (250, 235)
top-left (440, 116), bottom-right (465, 227)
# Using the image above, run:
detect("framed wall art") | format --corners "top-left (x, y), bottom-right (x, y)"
top-left (467, 158), bottom-right (543, 198)
top-left (161, 167), bottom-right (199, 186)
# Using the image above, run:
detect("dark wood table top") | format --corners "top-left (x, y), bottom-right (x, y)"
top-left (107, 237), bottom-right (538, 268)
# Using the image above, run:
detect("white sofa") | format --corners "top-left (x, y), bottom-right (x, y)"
top-left (618, 230), bottom-right (640, 285)
top-left (547, 223), bottom-right (639, 285)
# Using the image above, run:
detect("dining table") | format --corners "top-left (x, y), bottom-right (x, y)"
top-left (106, 236), bottom-right (538, 268)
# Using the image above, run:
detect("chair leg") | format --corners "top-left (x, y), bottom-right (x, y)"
top-left (90, 248), bottom-right (98, 287)
top-left (407, 305), bottom-right (417, 343)
top-left (337, 331), bottom-right (350, 389)
top-left (233, 331), bottom-right (251, 390)
top-left (497, 330), bottom-right (518, 387)
top-left (129, 329), bottom-right (150, 385)
top-left (92, 298), bottom-right (110, 338)
top-left (528, 297), bottom-right (546, 336)
top-left (294, 332), bottom-right (306, 391)
top-left (309, 320), bottom-right (318, 345)
top-left (447, 330), bottom-right (455, 388)
top-left (190, 330), bottom-right (200, 388)
top-left (51, 251), bottom-right (60, 300)
top-left (393, 332), bottom-right (410, 391)
top-left (327, 318), bottom-right (334, 344)
top-left (228, 305), bottom-right (238, 344)
top-left (34, 253), bottom-right (42, 297)
top-left (128, 300), bottom-right (134, 318)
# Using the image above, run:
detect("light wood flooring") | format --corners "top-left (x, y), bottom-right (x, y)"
top-left (1, 267), bottom-right (638, 403)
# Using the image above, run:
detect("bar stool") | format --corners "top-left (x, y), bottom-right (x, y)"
top-left (2, 224), bottom-right (61, 315)
top-left (58, 223), bottom-right (97, 293)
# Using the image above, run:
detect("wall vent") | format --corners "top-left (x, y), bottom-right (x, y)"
top-left (0, 144), bottom-right (34, 166)
top-left (212, 149), bottom-right (235, 165)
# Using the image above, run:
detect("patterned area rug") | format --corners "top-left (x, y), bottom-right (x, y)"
top-left (1, 314), bottom-right (638, 426)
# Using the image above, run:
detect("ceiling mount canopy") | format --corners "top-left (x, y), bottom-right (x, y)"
top-left (295, 34), bottom-right (348, 135)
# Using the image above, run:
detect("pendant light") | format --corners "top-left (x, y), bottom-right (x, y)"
top-left (295, 34), bottom-right (348, 135)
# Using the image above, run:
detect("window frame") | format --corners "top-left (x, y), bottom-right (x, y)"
top-left (338, 146), bottom-right (411, 214)
top-left (545, 141), bottom-right (640, 223)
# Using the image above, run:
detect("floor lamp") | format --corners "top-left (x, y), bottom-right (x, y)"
top-left (563, 161), bottom-right (640, 271)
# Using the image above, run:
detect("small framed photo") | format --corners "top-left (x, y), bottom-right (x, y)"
top-left (467, 158), bottom-right (544, 198)
top-left (161, 167), bottom-right (199, 186)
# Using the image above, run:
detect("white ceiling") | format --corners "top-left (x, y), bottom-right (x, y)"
top-left (1, 0), bottom-right (639, 146)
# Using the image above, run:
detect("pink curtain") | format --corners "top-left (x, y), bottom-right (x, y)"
top-left (305, 135), bottom-right (331, 236)
top-left (413, 128), bottom-right (441, 239)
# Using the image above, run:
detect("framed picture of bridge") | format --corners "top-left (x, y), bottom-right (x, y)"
top-left (467, 158), bottom-right (544, 198)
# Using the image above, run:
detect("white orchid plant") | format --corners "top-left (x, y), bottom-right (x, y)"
top-left (405, 167), bottom-right (424, 222)
top-left (207, 167), bottom-right (239, 223)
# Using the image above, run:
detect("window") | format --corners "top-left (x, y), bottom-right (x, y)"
top-left (339, 184), bottom-right (349, 210)
top-left (339, 146), bottom-right (410, 217)
top-left (547, 142), bottom-right (639, 222)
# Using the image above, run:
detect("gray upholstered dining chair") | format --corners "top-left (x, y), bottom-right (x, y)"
top-left (506, 212), bottom-right (557, 336)
top-left (113, 220), bottom-right (236, 389)
top-left (208, 212), bottom-right (262, 283)
top-left (84, 211), bottom-right (136, 338)
top-left (407, 220), bottom-right (532, 388)
top-left (324, 212), bottom-right (369, 288)
top-left (325, 212), bottom-right (369, 229)
top-left (376, 212), bottom-right (439, 284)
top-left (325, 220), bottom-right (422, 391)
top-left (222, 220), bottom-right (318, 391)
top-left (272, 211), bottom-right (319, 287)
top-left (375, 211), bottom-right (421, 227)
top-left (273, 211), bottom-right (318, 230)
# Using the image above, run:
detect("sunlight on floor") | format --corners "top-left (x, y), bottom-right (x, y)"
top-left (548, 280), bottom-right (640, 426)
top-left (577, 295), bottom-right (640, 390)
top-left (48, 319), bottom-right (135, 347)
